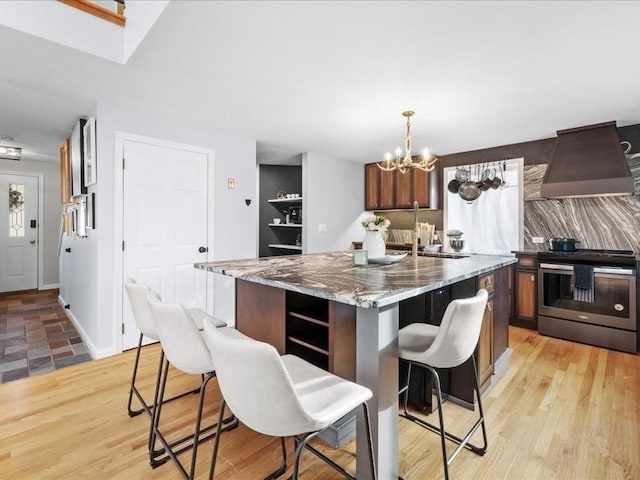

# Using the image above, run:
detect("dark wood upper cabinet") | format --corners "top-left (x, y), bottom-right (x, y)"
top-left (395, 168), bottom-right (413, 208)
top-left (379, 169), bottom-right (395, 209)
top-left (364, 163), bottom-right (380, 210)
top-left (412, 168), bottom-right (431, 208)
top-left (364, 161), bottom-right (438, 210)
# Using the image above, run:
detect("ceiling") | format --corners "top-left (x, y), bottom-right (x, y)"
top-left (1, 1), bottom-right (639, 165)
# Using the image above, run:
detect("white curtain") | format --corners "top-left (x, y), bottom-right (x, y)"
top-left (445, 160), bottom-right (522, 255)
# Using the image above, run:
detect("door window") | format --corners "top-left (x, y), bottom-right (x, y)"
top-left (8, 183), bottom-right (25, 237)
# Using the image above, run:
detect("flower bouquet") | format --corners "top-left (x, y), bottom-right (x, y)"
top-left (361, 215), bottom-right (390, 232)
top-left (360, 215), bottom-right (390, 259)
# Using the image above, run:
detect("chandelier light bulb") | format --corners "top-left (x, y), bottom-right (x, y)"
top-left (395, 147), bottom-right (402, 157)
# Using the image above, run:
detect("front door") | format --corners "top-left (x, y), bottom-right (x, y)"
top-left (121, 140), bottom-right (211, 349)
top-left (0, 174), bottom-right (38, 292)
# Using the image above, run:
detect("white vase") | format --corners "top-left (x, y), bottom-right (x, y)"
top-left (363, 229), bottom-right (386, 258)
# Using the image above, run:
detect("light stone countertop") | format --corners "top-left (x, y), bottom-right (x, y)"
top-left (195, 251), bottom-right (516, 308)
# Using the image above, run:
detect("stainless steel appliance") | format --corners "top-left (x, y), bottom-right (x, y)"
top-left (538, 249), bottom-right (637, 353)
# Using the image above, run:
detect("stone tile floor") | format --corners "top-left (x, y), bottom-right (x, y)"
top-left (0, 289), bottom-right (92, 384)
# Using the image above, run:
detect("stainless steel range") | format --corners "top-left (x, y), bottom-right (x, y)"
top-left (538, 249), bottom-right (638, 353)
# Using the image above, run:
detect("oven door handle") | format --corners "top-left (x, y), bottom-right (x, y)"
top-left (539, 263), bottom-right (573, 271)
top-left (539, 263), bottom-right (635, 276)
top-left (593, 267), bottom-right (635, 276)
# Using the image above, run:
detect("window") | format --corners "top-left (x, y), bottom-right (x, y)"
top-left (9, 183), bottom-right (25, 237)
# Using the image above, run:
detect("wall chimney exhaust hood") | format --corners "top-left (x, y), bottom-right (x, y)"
top-left (540, 121), bottom-right (634, 198)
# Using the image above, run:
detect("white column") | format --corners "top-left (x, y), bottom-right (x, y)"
top-left (356, 303), bottom-right (399, 480)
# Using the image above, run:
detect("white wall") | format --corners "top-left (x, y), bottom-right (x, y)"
top-left (59, 102), bottom-right (257, 357)
top-left (0, 1), bottom-right (168, 64)
top-left (122, 1), bottom-right (169, 62)
top-left (302, 152), bottom-right (366, 253)
top-left (0, 1), bottom-right (122, 63)
top-left (0, 159), bottom-right (60, 288)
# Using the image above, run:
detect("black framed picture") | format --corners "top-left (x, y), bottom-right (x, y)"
top-left (70, 118), bottom-right (87, 197)
top-left (83, 117), bottom-right (97, 186)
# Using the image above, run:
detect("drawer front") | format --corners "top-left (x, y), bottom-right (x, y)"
top-left (517, 256), bottom-right (536, 269)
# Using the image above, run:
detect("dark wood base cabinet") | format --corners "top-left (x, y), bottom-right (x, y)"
top-left (512, 253), bottom-right (538, 329)
top-left (236, 266), bottom-right (510, 411)
top-left (236, 280), bottom-right (356, 381)
top-left (399, 267), bottom-right (510, 412)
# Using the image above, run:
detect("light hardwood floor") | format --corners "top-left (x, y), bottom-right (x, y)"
top-left (0, 326), bottom-right (638, 479)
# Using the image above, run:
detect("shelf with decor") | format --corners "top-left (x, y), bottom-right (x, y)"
top-left (268, 244), bottom-right (302, 251)
top-left (268, 197), bottom-right (303, 255)
top-left (268, 197), bottom-right (303, 204)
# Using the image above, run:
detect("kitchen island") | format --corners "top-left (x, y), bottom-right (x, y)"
top-left (196, 251), bottom-right (516, 480)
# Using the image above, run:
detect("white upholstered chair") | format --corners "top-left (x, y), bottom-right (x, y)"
top-left (147, 295), bottom-right (237, 479)
top-left (202, 322), bottom-right (377, 480)
top-left (124, 278), bottom-right (226, 420)
top-left (398, 289), bottom-right (489, 480)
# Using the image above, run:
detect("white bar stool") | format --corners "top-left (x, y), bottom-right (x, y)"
top-left (202, 322), bottom-right (377, 480)
top-left (398, 289), bottom-right (489, 480)
top-left (124, 278), bottom-right (226, 419)
top-left (147, 296), bottom-right (237, 479)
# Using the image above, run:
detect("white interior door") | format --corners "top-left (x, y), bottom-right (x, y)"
top-left (122, 140), bottom-right (211, 349)
top-left (0, 174), bottom-right (38, 292)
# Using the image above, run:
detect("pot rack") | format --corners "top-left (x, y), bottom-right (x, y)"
top-left (448, 160), bottom-right (508, 203)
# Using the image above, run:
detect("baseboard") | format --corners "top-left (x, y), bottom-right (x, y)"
top-left (472, 347), bottom-right (514, 403)
top-left (57, 295), bottom-right (115, 360)
top-left (494, 347), bottom-right (513, 380)
top-left (41, 283), bottom-right (60, 290)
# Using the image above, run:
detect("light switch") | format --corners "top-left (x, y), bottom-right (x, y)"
top-left (227, 178), bottom-right (235, 189)
top-left (318, 224), bottom-right (327, 232)
top-left (532, 236), bottom-right (545, 244)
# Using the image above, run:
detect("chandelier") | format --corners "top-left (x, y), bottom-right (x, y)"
top-left (377, 111), bottom-right (438, 173)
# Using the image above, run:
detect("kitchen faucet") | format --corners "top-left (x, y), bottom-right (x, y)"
top-left (412, 200), bottom-right (419, 257)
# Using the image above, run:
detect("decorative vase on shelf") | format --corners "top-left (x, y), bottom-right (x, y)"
top-left (363, 229), bottom-right (386, 259)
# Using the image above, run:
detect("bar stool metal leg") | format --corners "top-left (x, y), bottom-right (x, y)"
top-left (127, 333), bottom-right (201, 422)
top-left (400, 356), bottom-right (488, 480)
top-left (127, 333), bottom-right (147, 417)
top-left (209, 399), bottom-right (287, 480)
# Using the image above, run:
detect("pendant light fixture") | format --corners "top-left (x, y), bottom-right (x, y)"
top-left (377, 111), bottom-right (437, 173)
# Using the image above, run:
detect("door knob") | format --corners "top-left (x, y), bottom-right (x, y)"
top-left (198, 246), bottom-right (208, 253)
top-left (29, 239), bottom-right (36, 245)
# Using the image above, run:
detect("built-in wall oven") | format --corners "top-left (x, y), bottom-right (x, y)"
top-left (538, 249), bottom-right (637, 353)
